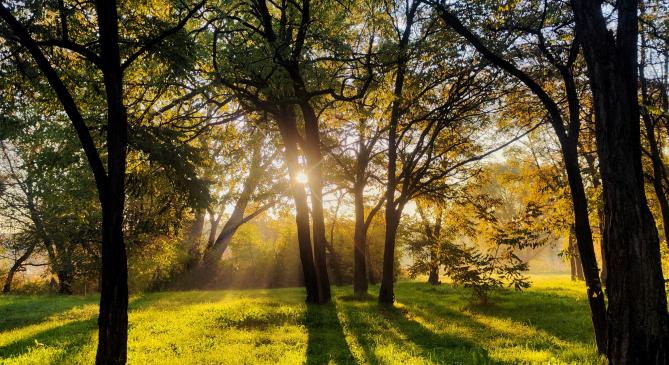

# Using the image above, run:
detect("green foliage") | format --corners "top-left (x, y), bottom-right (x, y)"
top-left (443, 243), bottom-right (530, 304)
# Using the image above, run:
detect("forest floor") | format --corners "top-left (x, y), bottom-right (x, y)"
top-left (0, 274), bottom-right (604, 364)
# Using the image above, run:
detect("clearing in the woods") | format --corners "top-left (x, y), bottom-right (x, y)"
top-left (0, 275), bottom-right (604, 364)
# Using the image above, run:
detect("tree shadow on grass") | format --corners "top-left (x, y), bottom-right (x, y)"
top-left (305, 302), bottom-right (356, 365)
top-left (379, 305), bottom-right (503, 365)
top-left (0, 316), bottom-right (97, 362)
top-left (466, 289), bottom-right (595, 345)
top-left (339, 299), bottom-right (504, 365)
top-left (0, 295), bottom-right (95, 333)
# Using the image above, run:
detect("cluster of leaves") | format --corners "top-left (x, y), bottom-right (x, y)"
top-left (443, 242), bottom-right (530, 304)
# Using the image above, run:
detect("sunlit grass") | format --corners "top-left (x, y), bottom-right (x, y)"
top-left (0, 275), bottom-right (605, 364)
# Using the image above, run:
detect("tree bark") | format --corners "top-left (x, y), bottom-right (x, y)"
top-left (299, 102), bottom-right (331, 303)
top-left (95, 1), bottom-right (129, 363)
top-left (640, 24), bottom-right (669, 250)
top-left (572, 0), bottom-right (669, 362)
top-left (276, 107), bottom-right (320, 303)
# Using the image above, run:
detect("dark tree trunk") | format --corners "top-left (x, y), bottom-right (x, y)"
top-left (434, 6), bottom-right (607, 353)
top-left (95, 1), bottom-right (129, 363)
top-left (353, 183), bottom-right (368, 295)
top-left (427, 264), bottom-right (440, 286)
top-left (563, 143), bottom-right (607, 350)
top-left (581, 141), bottom-right (608, 284)
top-left (300, 102), bottom-right (331, 303)
top-left (57, 270), bottom-right (74, 295)
top-left (276, 108), bottom-right (319, 303)
top-left (640, 27), bottom-right (669, 250)
top-left (2, 242), bottom-right (36, 293)
top-left (572, 0), bottom-right (669, 362)
top-left (379, 211), bottom-right (399, 304)
top-left (379, 3), bottom-right (417, 305)
top-left (0, 2), bottom-right (129, 363)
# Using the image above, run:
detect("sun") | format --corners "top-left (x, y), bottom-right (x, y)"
top-left (295, 171), bottom-right (308, 184)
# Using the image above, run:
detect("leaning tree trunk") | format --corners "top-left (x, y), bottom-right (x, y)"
top-left (200, 141), bottom-right (263, 269)
top-left (276, 108), bottom-right (320, 303)
top-left (572, 0), bottom-right (669, 362)
top-left (2, 242), bottom-right (36, 293)
top-left (563, 142), bottom-right (608, 351)
top-left (433, 5), bottom-right (608, 353)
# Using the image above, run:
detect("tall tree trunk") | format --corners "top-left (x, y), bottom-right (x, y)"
top-left (379, 2), bottom-right (417, 304)
top-left (0, 3), bottom-right (129, 363)
top-left (572, 0), bottom-right (669, 362)
top-left (300, 102), bottom-right (331, 303)
top-left (563, 143), bottom-right (607, 351)
top-left (581, 141), bottom-right (608, 283)
top-left (95, 1), bottom-right (129, 363)
top-left (353, 183), bottom-right (368, 295)
top-left (434, 6), bottom-right (607, 353)
top-left (276, 108), bottom-right (319, 303)
top-left (2, 242), bottom-right (36, 294)
top-left (640, 25), bottom-right (669, 250)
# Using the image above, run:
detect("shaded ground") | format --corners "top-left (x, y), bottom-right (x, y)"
top-left (0, 275), bottom-right (604, 364)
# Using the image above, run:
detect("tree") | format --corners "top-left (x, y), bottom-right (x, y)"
top-left (571, 0), bottom-right (669, 361)
top-left (0, 1), bottom-right (203, 362)
top-left (326, 97), bottom-right (386, 295)
top-left (432, 1), bottom-right (607, 352)
top-left (211, 0), bottom-right (375, 303)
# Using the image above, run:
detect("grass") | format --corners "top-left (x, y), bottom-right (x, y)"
top-left (0, 274), bottom-right (605, 364)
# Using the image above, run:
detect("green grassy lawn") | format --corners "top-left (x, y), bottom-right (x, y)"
top-left (0, 275), bottom-right (604, 364)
